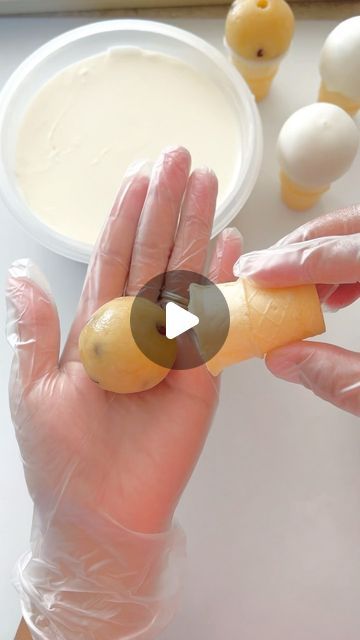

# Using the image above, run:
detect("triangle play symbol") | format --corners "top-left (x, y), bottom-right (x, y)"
top-left (165, 302), bottom-right (199, 340)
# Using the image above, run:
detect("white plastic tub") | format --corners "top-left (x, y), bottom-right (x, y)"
top-left (0, 20), bottom-right (263, 262)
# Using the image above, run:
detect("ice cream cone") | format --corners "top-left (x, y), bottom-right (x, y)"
top-left (189, 278), bottom-right (260, 370)
top-left (280, 171), bottom-right (329, 211)
top-left (228, 50), bottom-right (279, 100)
top-left (318, 82), bottom-right (360, 117)
top-left (189, 279), bottom-right (325, 376)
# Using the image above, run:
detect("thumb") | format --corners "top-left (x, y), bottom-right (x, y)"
top-left (6, 259), bottom-right (60, 390)
top-left (208, 227), bottom-right (243, 284)
top-left (234, 234), bottom-right (360, 287)
top-left (266, 341), bottom-right (360, 417)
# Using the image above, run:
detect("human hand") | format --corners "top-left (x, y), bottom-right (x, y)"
top-left (7, 146), bottom-right (242, 639)
top-left (234, 205), bottom-right (360, 416)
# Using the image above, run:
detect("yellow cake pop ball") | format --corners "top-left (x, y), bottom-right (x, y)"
top-left (79, 297), bottom-right (176, 394)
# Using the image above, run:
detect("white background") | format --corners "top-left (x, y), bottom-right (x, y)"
top-left (0, 14), bottom-right (360, 640)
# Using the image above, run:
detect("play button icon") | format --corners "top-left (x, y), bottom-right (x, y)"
top-left (165, 302), bottom-right (199, 340)
top-left (130, 269), bottom-right (230, 370)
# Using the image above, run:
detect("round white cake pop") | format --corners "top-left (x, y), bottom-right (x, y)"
top-left (278, 103), bottom-right (359, 189)
top-left (320, 16), bottom-right (360, 102)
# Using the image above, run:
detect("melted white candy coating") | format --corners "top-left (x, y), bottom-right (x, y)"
top-left (277, 103), bottom-right (359, 189)
top-left (16, 48), bottom-right (241, 245)
top-left (320, 16), bottom-right (360, 102)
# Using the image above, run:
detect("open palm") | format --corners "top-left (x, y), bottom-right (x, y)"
top-left (8, 147), bottom-right (241, 539)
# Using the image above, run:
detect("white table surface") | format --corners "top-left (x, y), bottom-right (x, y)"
top-left (0, 14), bottom-right (359, 640)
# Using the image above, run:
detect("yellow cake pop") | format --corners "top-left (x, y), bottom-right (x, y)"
top-left (225, 0), bottom-right (295, 100)
top-left (79, 297), bottom-right (176, 394)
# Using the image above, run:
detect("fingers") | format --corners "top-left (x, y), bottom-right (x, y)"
top-left (61, 165), bottom-right (150, 364)
top-left (125, 147), bottom-right (191, 298)
top-left (166, 168), bottom-right (218, 273)
top-left (85, 165), bottom-right (151, 306)
top-left (273, 203), bottom-right (360, 246)
top-left (233, 205), bottom-right (360, 288)
top-left (234, 234), bottom-right (360, 287)
top-left (162, 167), bottom-right (218, 300)
top-left (322, 282), bottom-right (360, 311)
top-left (208, 227), bottom-right (243, 284)
top-left (6, 260), bottom-right (60, 390)
top-left (265, 341), bottom-right (360, 417)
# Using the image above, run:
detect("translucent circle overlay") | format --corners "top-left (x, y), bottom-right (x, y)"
top-left (130, 270), bottom-right (230, 370)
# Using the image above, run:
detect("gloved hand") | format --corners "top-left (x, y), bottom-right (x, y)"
top-left (6, 146), bottom-right (242, 640)
top-left (234, 204), bottom-right (360, 417)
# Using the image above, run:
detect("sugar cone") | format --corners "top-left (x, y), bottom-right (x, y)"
top-left (242, 279), bottom-right (325, 355)
top-left (190, 278), bottom-right (325, 376)
top-left (228, 49), bottom-right (279, 101)
top-left (280, 171), bottom-right (329, 211)
top-left (240, 65), bottom-right (278, 102)
top-left (319, 82), bottom-right (360, 117)
top-left (189, 279), bottom-right (260, 372)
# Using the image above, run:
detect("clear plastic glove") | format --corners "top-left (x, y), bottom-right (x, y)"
top-left (6, 146), bottom-right (242, 640)
top-left (234, 204), bottom-right (360, 417)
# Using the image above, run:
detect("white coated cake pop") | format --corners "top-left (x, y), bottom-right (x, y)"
top-left (320, 16), bottom-right (360, 104)
top-left (278, 103), bottom-right (359, 210)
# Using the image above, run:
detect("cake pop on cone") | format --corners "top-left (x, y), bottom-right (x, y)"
top-left (319, 16), bottom-right (360, 117)
top-left (225, 0), bottom-right (294, 101)
top-left (277, 103), bottom-right (359, 211)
